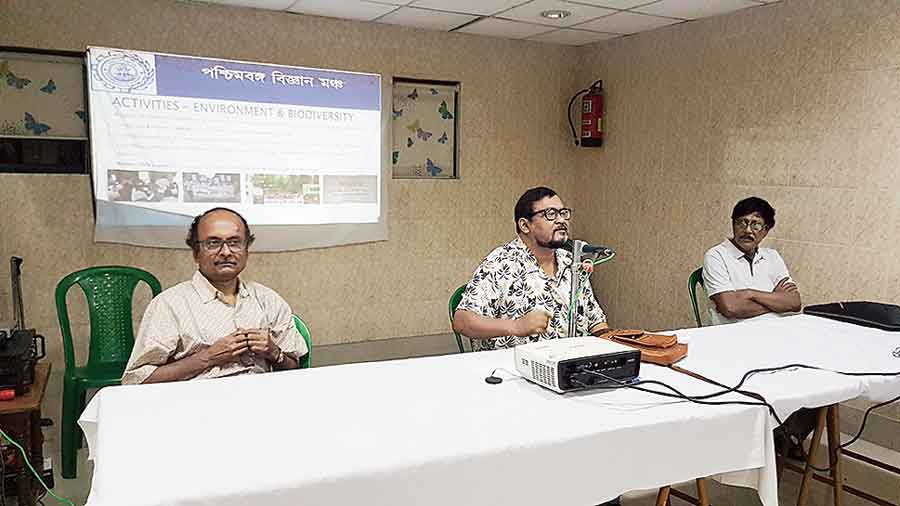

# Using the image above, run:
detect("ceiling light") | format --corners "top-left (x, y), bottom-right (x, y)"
top-left (540, 9), bottom-right (571, 20)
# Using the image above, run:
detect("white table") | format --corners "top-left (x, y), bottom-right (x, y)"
top-left (80, 349), bottom-right (778, 506)
top-left (673, 314), bottom-right (900, 506)
top-left (675, 314), bottom-right (900, 419)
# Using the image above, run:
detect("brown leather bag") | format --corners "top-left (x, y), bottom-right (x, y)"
top-left (599, 329), bottom-right (688, 366)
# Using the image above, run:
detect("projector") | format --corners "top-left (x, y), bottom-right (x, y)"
top-left (514, 337), bottom-right (641, 393)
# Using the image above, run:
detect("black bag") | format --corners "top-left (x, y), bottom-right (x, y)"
top-left (803, 301), bottom-right (900, 331)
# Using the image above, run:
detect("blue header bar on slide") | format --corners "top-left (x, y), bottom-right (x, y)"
top-left (154, 55), bottom-right (380, 110)
top-left (88, 47), bottom-right (381, 111)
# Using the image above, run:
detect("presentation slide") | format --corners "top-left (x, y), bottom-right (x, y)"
top-left (87, 47), bottom-right (384, 242)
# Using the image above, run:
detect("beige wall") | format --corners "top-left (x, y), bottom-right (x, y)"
top-left (577, 0), bottom-right (900, 333)
top-left (3, 0), bottom-right (899, 358)
top-left (1, 0), bottom-right (582, 364)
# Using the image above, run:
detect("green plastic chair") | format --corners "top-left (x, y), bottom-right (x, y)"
top-left (56, 266), bottom-right (162, 479)
top-left (689, 267), bottom-right (705, 328)
top-left (448, 284), bottom-right (467, 353)
top-left (292, 314), bottom-right (312, 369)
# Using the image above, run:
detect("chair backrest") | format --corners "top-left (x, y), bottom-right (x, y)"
top-left (688, 267), bottom-right (705, 328)
top-left (292, 314), bottom-right (312, 369)
top-left (55, 266), bottom-right (162, 374)
top-left (448, 284), bottom-right (467, 353)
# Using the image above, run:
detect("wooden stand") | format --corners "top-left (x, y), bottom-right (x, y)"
top-left (0, 363), bottom-right (50, 506)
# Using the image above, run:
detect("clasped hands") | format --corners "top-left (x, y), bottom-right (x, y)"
top-left (204, 328), bottom-right (280, 366)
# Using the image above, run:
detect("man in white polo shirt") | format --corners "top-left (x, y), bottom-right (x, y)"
top-left (702, 197), bottom-right (801, 326)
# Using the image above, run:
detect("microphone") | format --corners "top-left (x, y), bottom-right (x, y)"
top-left (560, 239), bottom-right (615, 257)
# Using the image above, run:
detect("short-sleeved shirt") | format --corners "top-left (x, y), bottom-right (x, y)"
top-left (457, 237), bottom-right (606, 351)
top-left (122, 271), bottom-right (307, 384)
top-left (702, 239), bottom-right (794, 326)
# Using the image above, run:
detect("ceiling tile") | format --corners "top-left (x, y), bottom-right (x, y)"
top-left (565, 0), bottom-right (659, 9)
top-left (633, 0), bottom-right (762, 20)
top-left (501, 0), bottom-right (617, 27)
top-left (528, 28), bottom-right (619, 45)
top-left (408, 0), bottom-right (525, 16)
top-left (287, 0), bottom-right (397, 20)
top-left (376, 7), bottom-right (478, 30)
top-left (206, 0), bottom-right (297, 10)
top-left (456, 18), bottom-right (553, 38)
top-left (576, 10), bottom-right (680, 33)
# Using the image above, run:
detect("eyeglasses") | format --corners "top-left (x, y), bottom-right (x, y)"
top-left (528, 207), bottom-right (572, 221)
top-left (733, 219), bottom-right (767, 233)
top-left (198, 238), bottom-right (247, 253)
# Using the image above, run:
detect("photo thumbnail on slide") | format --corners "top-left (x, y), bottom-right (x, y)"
top-left (249, 174), bottom-right (320, 205)
top-left (108, 170), bottom-right (179, 203)
top-left (183, 172), bottom-right (242, 204)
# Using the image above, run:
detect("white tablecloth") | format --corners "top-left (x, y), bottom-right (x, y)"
top-left (675, 314), bottom-right (900, 419)
top-left (80, 349), bottom-right (777, 506)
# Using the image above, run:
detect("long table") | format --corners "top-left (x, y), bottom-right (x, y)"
top-left (675, 315), bottom-right (900, 419)
top-left (79, 348), bottom-right (778, 506)
top-left (674, 314), bottom-right (900, 506)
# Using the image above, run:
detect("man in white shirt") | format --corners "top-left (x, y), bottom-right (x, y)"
top-left (702, 197), bottom-right (801, 325)
top-left (123, 207), bottom-right (306, 384)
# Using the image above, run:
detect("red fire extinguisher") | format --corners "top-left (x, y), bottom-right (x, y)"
top-left (568, 80), bottom-right (604, 147)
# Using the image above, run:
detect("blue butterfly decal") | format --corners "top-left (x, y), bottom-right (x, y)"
top-left (426, 158), bottom-right (443, 177)
top-left (7, 72), bottom-right (31, 89)
top-left (407, 88), bottom-right (418, 100)
top-left (75, 111), bottom-right (87, 122)
top-left (438, 132), bottom-right (448, 144)
top-left (24, 112), bottom-right (50, 135)
top-left (429, 88), bottom-right (439, 95)
top-left (392, 106), bottom-right (403, 119)
top-left (438, 100), bottom-right (453, 119)
top-left (407, 137), bottom-right (414, 148)
top-left (392, 151), bottom-right (399, 164)
top-left (40, 79), bottom-right (56, 94)
top-left (416, 127), bottom-right (432, 141)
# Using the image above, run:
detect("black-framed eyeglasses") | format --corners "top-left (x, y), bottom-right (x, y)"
top-left (528, 207), bottom-right (572, 221)
top-left (198, 238), bottom-right (247, 253)
top-left (733, 219), bottom-right (766, 233)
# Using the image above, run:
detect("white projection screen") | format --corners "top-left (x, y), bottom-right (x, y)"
top-left (86, 46), bottom-right (388, 251)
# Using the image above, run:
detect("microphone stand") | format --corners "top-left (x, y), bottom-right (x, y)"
top-left (568, 240), bottom-right (586, 339)
top-left (567, 241), bottom-right (615, 338)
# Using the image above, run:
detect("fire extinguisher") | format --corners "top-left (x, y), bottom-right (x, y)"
top-left (567, 80), bottom-right (604, 147)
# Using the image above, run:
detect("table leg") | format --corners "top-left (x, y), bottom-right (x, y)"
top-left (656, 486), bottom-right (671, 506)
top-left (826, 405), bottom-right (845, 506)
top-left (696, 478), bottom-right (710, 506)
top-left (798, 406), bottom-right (828, 506)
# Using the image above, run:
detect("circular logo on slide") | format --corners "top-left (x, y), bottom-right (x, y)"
top-left (91, 51), bottom-right (155, 92)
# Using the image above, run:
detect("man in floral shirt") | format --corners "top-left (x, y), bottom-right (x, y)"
top-left (453, 186), bottom-right (609, 351)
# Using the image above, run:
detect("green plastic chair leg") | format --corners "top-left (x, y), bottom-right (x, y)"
top-left (61, 379), bottom-right (81, 479)
top-left (75, 390), bottom-right (87, 450)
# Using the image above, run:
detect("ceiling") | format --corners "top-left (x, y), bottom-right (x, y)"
top-left (201, 0), bottom-right (779, 46)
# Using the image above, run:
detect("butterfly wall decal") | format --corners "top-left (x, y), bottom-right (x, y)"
top-left (392, 151), bottom-right (399, 164)
top-left (75, 111), bottom-right (87, 122)
top-left (24, 112), bottom-right (50, 135)
top-left (40, 79), bottom-right (56, 94)
top-left (426, 158), bottom-right (443, 176)
top-left (407, 137), bottom-right (414, 148)
top-left (407, 88), bottom-right (418, 100)
top-left (438, 132), bottom-right (448, 144)
top-left (392, 106), bottom-right (403, 119)
top-left (7, 71), bottom-right (31, 89)
top-left (416, 127), bottom-right (432, 141)
top-left (438, 100), bottom-right (453, 119)
top-left (429, 88), bottom-right (439, 95)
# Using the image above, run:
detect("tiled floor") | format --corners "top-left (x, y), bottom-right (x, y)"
top-left (32, 334), bottom-right (900, 506)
